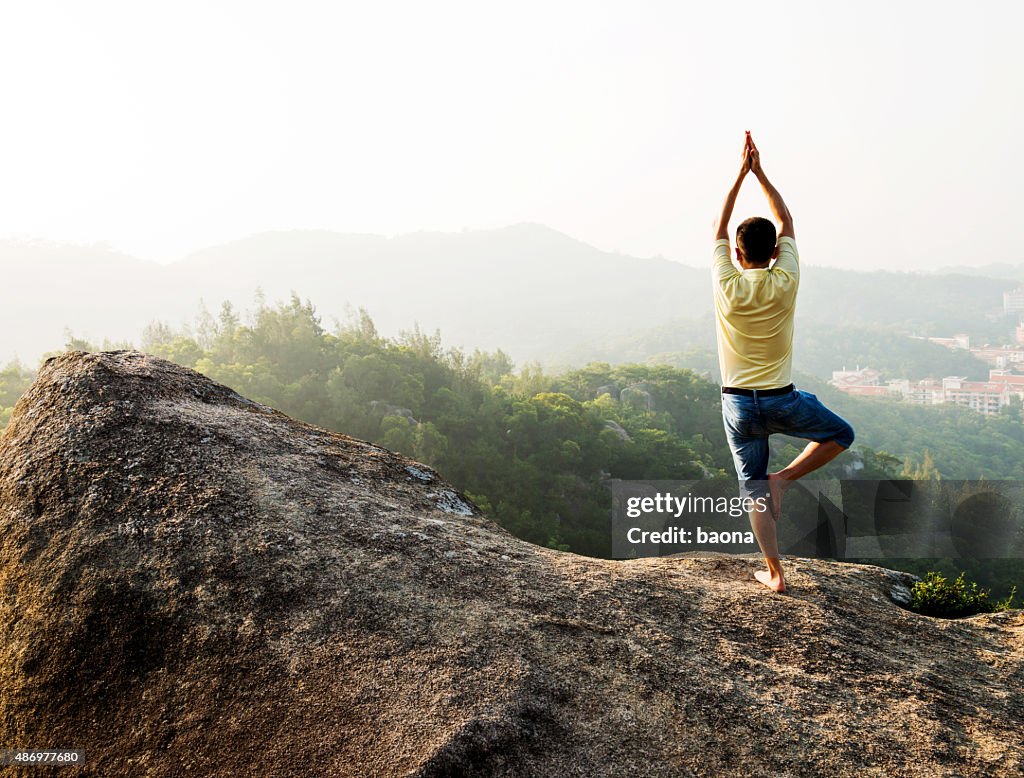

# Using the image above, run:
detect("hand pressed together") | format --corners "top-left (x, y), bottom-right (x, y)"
top-left (745, 131), bottom-right (762, 177)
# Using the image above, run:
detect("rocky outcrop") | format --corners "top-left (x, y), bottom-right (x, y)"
top-left (0, 351), bottom-right (1021, 777)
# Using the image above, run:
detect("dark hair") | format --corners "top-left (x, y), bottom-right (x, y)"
top-left (736, 217), bottom-right (777, 266)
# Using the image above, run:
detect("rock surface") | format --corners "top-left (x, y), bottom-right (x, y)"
top-left (0, 350), bottom-right (1022, 777)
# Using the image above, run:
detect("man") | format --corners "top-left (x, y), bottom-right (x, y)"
top-left (712, 132), bottom-right (855, 593)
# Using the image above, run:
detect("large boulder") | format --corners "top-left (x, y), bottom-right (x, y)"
top-left (0, 351), bottom-right (1021, 776)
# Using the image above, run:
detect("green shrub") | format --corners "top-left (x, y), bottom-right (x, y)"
top-left (995, 585), bottom-right (1018, 612)
top-left (909, 571), bottom-right (1017, 618)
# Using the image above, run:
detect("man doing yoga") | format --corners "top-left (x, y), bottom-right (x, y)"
top-left (712, 132), bottom-right (855, 592)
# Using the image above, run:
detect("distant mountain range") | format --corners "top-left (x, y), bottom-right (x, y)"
top-left (2, 223), bottom-right (1021, 371)
top-left (933, 263), bottom-right (1024, 283)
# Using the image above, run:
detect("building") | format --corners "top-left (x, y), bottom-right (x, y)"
top-left (990, 369), bottom-right (1024, 388)
top-left (830, 366), bottom-right (881, 389)
top-left (830, 367), bottom-right (904, 398)
top-left (841, 385), bottom-right (891, 397)
top-left (924, 334), bottom-right (970, 350)
top-left (900, 379), bottom-right (945, 406)
top-left (969, 345), bottom-right (1024, 369)
top-left (831, 367), bottom-right (1024, 416)
top-left (1005, 287), bottom-right (1024, 314)
top-left (941, 377), bottom-right (1008, 416)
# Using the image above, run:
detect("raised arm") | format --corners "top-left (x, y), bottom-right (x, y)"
top-left (747, 135), bottom-right (795, 239)
top-left (713, 138), bottom-right (752, 241)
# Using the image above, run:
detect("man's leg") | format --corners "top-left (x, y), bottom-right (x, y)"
top-left (722, 395), bottom-right (785, 591)
top-left (767, 440), bottom-right (847, 519)
top-left (764, 390), bottom-right (856, 519)
top-left (748, 495), bottom-right (786, 592)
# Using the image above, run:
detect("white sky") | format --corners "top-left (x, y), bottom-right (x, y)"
top-left (0, 0), bottom-right (1021, 269)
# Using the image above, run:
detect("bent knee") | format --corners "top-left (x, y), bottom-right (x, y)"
top-left (834, 422), bottom-right (855, 449)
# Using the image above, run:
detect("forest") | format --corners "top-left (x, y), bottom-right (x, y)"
top-left (1, 294), bottom-right (1021, 597)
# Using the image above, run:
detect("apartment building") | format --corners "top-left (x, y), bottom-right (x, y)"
top-left (940, 376), bottom-right (1009, 415)
top-left (1004, 287), bottom-right (1024, 315)
top-left (830, 368), bottom-right (1024, 416)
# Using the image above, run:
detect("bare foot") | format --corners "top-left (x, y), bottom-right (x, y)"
top-left (766, 472), bottom-right (790, 520)
top-left (754, 569), bottom-right (787, 592)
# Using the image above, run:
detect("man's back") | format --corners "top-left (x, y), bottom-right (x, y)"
top-left (712, 236), bottom-right (799, 390)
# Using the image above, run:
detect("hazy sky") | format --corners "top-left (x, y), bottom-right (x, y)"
top-left (1, 1), bottom-right (1021, 270)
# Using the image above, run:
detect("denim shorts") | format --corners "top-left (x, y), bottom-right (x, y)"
top-left (721, 387), bottom-right (855, 496)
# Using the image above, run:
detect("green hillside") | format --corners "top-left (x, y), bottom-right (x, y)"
top-left (2, 296), bottom-right (1021, 597)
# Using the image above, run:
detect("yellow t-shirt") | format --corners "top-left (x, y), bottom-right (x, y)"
top-left (711, 235), bottom-right (799, 389)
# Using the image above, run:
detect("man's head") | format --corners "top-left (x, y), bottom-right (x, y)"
top-left (735, 217), bottom-right (779, 268)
